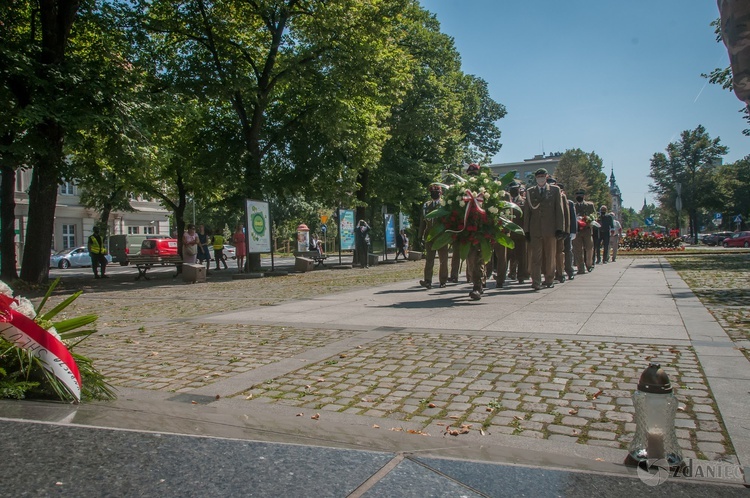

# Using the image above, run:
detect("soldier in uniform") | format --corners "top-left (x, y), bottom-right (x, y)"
top-left (419, 184), bottom-right (449, 289)
top-left (490, 186), bottom-right (513, 288)
top-left (559, 183), bottom-right (578, 281)
top-left (464, 163), bottom-right (485, 300)
top-left (598, 205), bottom-right (614, 264)
top-left (523, 168), bottom-right (565, 291)
top-left (547, 178), bottom-right (570, 284)
top-left (572, 189), bottom-right (596, 274)
top-left (507, 182), bottom-right (528, 284)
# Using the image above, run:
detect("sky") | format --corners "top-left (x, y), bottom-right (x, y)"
top-left (418, 0), bottom-right (749, 210)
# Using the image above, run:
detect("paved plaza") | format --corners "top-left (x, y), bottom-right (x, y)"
top-left (1, 256), bottom-right (749, 495)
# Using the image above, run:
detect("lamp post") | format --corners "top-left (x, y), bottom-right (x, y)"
top-left (625, 363), bottom-right (683, 469)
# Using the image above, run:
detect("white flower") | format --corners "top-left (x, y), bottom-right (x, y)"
top-left (468, 177), bottom-right (476, 183)
top-left (480, 172), bottom-right (488, 178)
top-left (459, 201), bottom-right (466, 207)
top-left (11, 296), bottom-right (36, 319)
top-left (47, 326), bottom-right (62, 342)
top-left (488, 206), bottom-right (499, 214)
top-left (456, 195), bottom-right (462, 201)
top-left (446, 199), bottom-right (452, 205)
top-left (0, 280), bottom-right (12, 298)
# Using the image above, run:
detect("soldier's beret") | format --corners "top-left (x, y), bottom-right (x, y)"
top-left (575, 189), bottom-right (585, 195)
top-left (546, 177), bottom-right (557, 184)
top-left (534, 168), bottom-right (548, 176)
top-left (557, 182), bottom-right (565, 190)
top-left (508, 181), bottom-right (520, 188)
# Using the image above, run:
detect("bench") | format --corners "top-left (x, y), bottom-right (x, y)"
top-left (127, 254), bottom-right (183, 280)
top-left (294, 250), bottom-right (328, 267)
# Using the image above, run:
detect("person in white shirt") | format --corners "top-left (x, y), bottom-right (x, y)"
top-left (610, 218), bottom-right (623, 262)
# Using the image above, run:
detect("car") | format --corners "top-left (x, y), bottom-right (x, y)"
top-left (50, 247), bottom-right (113, 269)
top-left (222, 244), bottom-right (236, 260)
top-left (703, 231), bottom-right (734, 246)
top-left (139, 238), bottom-right (179, 257)
top-left (722, 231), bottom-right (750, 248)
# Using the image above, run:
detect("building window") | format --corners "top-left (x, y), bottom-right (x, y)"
top-left (144, 226), bottom-right (155, 235)
top-left (128, 226), bottom-right (140, 235)
top-left (62, 224), bottom-right (76, 249)
top-left (60, 181), bottom-right (75, 195)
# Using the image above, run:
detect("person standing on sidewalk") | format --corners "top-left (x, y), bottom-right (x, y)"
top-left (559, 183), bottom-right (578, 281)
top-left (610, 217), bottom-right (622, 262)
top-left (598, 206), bottom-right (614, 264)
top-left (354, 220), bottom-right (371, 268)
top-left (507, 182), bottom-right (529, 284)
top-left (419, 184), bottom-right (448, 288)
top-left (547, 178), bottom-right (570, 284)
top-left (212, 231), bottom-right (229, 270)
top-left (572, 189), bottom-right (596, 274)
top-left (88, 226), bottom-right (109, 279)
top-left (523, 168), bottom-right (565, 291)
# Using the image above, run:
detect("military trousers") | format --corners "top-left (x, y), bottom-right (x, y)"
top-left (508, 232), bottom-right (529, 281)
top-left (573, 228), bottom-right (594, 272)
top-left (466, 245), bottom-right (484, 293)
top-left (529, 235), bottom-right (557, 286)
top-left (423, 241), bottom-right (449, 285)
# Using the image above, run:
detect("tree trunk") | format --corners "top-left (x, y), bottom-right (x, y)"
top-left (355, 168), bottom-right (370, 223)
top-left (20, 139), bottom-right (61, 283)
top-left (1, 164), bottom-right (19, 281)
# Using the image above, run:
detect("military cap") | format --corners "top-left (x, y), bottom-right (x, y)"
top-left (428, 184), bottom-right (442, 192)
top-left (575, 189), bottom-right (586, 195)
top-left (534, 168), bottom-right (548, 176)
top-left (546, 177), bottom-right (557, 184)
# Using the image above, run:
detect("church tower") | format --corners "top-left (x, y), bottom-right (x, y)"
top-left (609, 168), bottom-right (623, 220)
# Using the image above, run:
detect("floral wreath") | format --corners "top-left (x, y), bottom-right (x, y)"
top-left (425, 168), bottom-right (524, 263)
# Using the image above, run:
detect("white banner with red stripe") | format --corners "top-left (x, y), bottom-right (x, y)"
top-left (0, 296), bottom-right (81, 402)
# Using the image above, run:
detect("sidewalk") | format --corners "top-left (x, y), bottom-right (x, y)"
top-left (1, 256), bottom-right (748, 496)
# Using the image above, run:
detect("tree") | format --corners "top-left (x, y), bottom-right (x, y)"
top-left (648, 126), bottom-right (727, 241)
top-left (554, 149), bottom-right (610, 208)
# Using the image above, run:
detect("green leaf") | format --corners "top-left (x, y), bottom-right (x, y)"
top-left (426, 223), bottom-right (445, 242)
top-left (480, 238), bottom-right (492, 263)
top-left (498, 171), bottom-right (517, 187)
top-left (35, 278), bottom-right (61, 315)
top-left (495, 233), bottom-right (514, 249)
top-left (459, 241), bottom-right (471, 261)
top-left (54, 315), bottom-right (98, 334)
top-left (40, 291), bottom-right (83, 322)
top-left (425, 207), bottom-right (450, 219)
top-left (430, 232), bottom-right (453, 251)
top-left (59, 329), bottom-right (96, 341)
top-left (499, 218), bottom-right (524, 235)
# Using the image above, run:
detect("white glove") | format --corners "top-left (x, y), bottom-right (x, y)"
top-left (570, 233), bottom-right (577, 241)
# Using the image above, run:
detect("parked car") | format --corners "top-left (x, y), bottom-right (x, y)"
top-left (50, 247), bottom-right (113, 269)
top-left (722, 231), bottom-right (750, 248)
top-left (223, 244), bottom-right (236, 260)
top-left (703, 231), bottom-right (734, 246)
top-left (139, 238), bottom-right (179, 257)
top-left (110, 234), bottom-right (171, 265)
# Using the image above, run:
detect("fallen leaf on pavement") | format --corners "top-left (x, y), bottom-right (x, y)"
top-left (486, 407), bottom-right (493, 412)
top-left (428, 403), bottom-right (436, 408)
top-left (311, 413), bottom-right (320, 420)
top-left (296, 413), bottom-right (303, 417)
top-left (191, 401), bottom-right (197, 404)
top-left (592, 390), bottom-right (603, 399)
top-left (449, 415), bottom-right (460, 420)
top-left (245, 394), bottom-right (253, 400)
top-left (569, 409), bottom-right (578, 415)
top-left (480, 429), bottom-right (486, 436)
top-left (215, 395), bottom-right (220, 400)
top-left (317, 378), bottom-right (325, 382)
top-left (373, 424), bottom-right (380, 429)
top-left (513, 415), bottom-right (523, 420)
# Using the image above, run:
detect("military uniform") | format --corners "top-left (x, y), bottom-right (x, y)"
top-left (508, 189), bottom-right (528, 283)
top-left (572, 194), bottom-right (596, 274)
top-left (523, 178), bottom-right (564, 290)
top-left (554, 189), bottom-right (570, 282)
top-left (419, 195), bottom-right (448, 288)
top-left (491, 190), bottom-right (513, 288)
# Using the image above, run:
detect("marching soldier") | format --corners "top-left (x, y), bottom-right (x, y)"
top-left (491, 187), bottom-right (513, 288)
top-left (572, 189), bottom-right (596, 274)
top-left (547, 178), bottom-right (570, 284)
top-left (523, 168), bottom-right (564, 291)
top-left (419, 184), bottom-right (449, 289)
top-left (464, 163), bottom-right (485, 300)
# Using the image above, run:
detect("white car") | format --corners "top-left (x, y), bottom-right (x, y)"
top-left (222, 244), bottom-right (236, 260)
top-left (50, 247), bottom-right (113, 269)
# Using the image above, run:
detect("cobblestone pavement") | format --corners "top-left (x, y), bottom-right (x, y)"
top-left (62, 255), bottom-right (744, 467)
top-left (667, 253), bottom-right (750, 360)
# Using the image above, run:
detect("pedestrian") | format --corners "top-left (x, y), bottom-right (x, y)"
top-left (212, 230), bottom-right (229, 270)
top-left (598, 206), bottom-right (614, 263)
top-left (87, 226), bottom-right (109, 279)
top-left (522, 168), bottom-right (565, 291)
top-left (507, 182), bottom-right (529, 285)
top-left (233, 224), bottom-right (246, 273)
top-left (559, 183), bottom-right (578, 281)
top-left (354, 220), bottom-right (371, 268)
top-left (572, 189), bottom-right (596, 274)
top-left (419, 185), bottom-right (449, 288)
top-left (395, 229), bottom-right (407, 260)
top-left (547, 178), bottom-right (570, 284)
top-left (610, 216), bottom-right (622, 262)
top-left (197, 225), bottom-right (211, 270)
top-left (182, 224), bottom-right (199, 264)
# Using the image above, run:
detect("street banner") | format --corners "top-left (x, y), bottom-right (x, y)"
top-left (0, 296), bottom-right (81, 402)
top-left (246, 200), bottom-right (271, 253)
top-left (400, 213), bottom-right (411, 230)
top-left (339, 209), bottom-right (355, 250)
top-left (385, 214), bottom-right (396, 249)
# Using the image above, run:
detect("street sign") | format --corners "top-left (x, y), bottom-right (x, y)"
top-left (321, 215), bottom-right (328, 224)
top-left (734, 214), bottom-right (743, 223)
top-left (645, 217), bottom-right (654, 226)
top-left (320, 224), bottom-right (327, 233)
top-left (714, 213), bottom-right (722, 220)
top-left (712, 219), bottom-right (721, 226)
